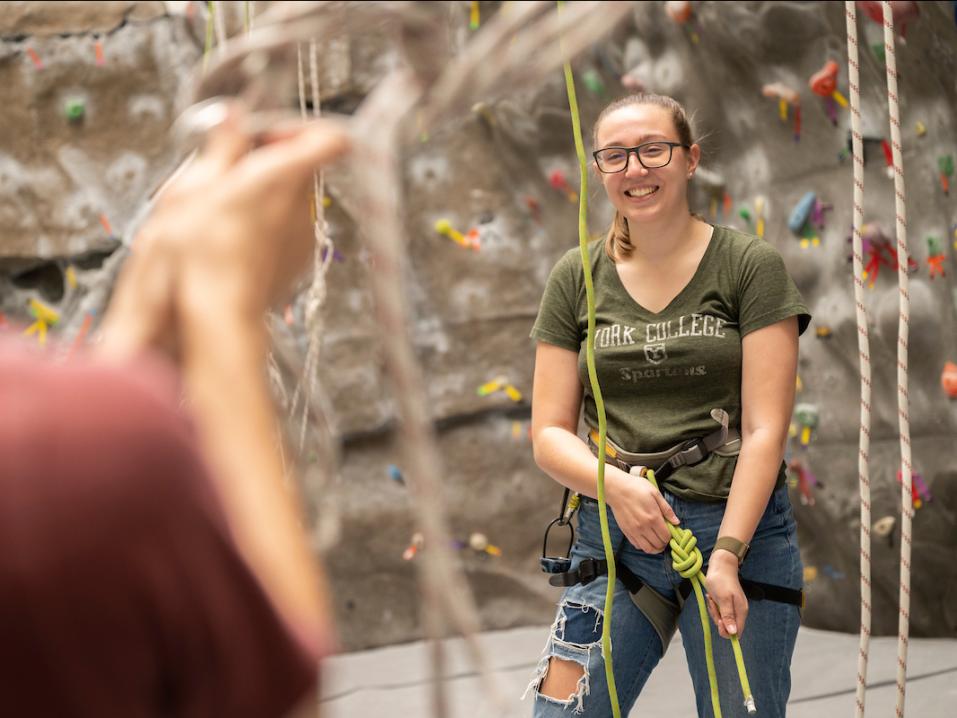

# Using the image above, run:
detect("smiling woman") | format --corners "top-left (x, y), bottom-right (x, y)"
top-left (527, 92), bottom-right (811, 718)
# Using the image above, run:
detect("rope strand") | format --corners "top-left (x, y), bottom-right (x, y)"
top-left (557, 6), bottom-right (620, 712)
top-left (880, 4), bottom-right (914, 715)
top-left (845, 4), bottom-right (873, 716)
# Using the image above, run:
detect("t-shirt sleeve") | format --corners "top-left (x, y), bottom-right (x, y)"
top-left (737, 239), bottom-right (812, 337)
top-left (530, 249), bottom-right (583, 351)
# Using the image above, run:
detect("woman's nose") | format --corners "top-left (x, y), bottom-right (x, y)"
top-left (624, 151), bottom-right (648, 176)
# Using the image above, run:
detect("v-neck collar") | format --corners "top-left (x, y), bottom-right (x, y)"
top-left (606, 225), bottom-right (720, 317)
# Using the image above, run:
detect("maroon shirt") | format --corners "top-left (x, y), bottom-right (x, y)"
top-left (0, 342), bottom-right (319, 717)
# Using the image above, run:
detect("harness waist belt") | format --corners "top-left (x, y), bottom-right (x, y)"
top-left (586, 411), bottom-right (741, 486)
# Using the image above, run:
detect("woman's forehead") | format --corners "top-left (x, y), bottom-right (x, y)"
top-left (596, 104), bottom-right (675, 145)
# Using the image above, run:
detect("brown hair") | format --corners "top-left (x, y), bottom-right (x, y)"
top-left (592, 94), bottom-right (695, 261)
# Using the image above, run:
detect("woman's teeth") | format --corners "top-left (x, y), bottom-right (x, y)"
top-left (625, 186), bottom-right (658, 198)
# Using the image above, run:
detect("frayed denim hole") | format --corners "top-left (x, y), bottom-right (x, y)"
top-left (559, 602), bottom-right (604, 646)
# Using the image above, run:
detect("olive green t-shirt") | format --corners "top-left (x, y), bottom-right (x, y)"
top-left (530, 225), bottom-right (811, 501)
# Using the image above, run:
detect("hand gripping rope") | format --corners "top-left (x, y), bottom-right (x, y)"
top-left (558, 4), bottom-right (754, 715)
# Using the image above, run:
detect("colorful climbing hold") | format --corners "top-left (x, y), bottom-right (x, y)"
top-left (64, 98), bottom-right (85, 123)
top-left (809, 60), bottom-right (846, 125)
top-left (477, 376), bottom-right (522, 402)
top-left (793, 403), bottom-right (819, 446)
top-left (469, 0), bottom-right (480, 30)
top-left (402, 532), bottom-right (424, 561)
top-left (942, 361), bottom-right (957, 399)
top-left (787, 191), bottom-right (817, 235)
top-left (927, 236), bottom-right (946, 279)
top-left (938, 155), bottom-right (953, 195)
top-left (754, 196), bottom-right (767, 238)
top-left (387, 464), bottom-right (405, 485)
top-left (99, 213), bottom-right (115, 238)
top-left (788, 458), bottom-right (820, 506)
top-left (468, 532), bottom-right (502, 556)
top-left (582, 68), bottom-right (606, 95)
top-left (435, 218), bottom-right (471, 249)
top-left (23, 298), bottom-right (60, 347)
top-left (26, 47), bottom-right (43, 70)
top-left (549, 169), bottom-right (578, 204)
top-left (873, 515), bottom-right (896, 539)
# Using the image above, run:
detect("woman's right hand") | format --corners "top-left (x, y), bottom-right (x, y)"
top-left (606, 468), bottom-right (680, 553)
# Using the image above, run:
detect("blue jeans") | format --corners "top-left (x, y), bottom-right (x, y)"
top-left (525, 486), bottom-right (803, 717)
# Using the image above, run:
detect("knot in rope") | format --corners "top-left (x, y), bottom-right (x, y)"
top-left (669, 527), bottom-right (703, 579)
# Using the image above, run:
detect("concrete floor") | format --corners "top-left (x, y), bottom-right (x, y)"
top-left (320, 625), bottom-right (957, 717)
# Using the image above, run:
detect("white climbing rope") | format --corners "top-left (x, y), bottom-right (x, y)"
top-left (292, 40), bottom-right (336, 452)
top-left (844, 5), bottom-right (873, 716)
top-left (880, 3), bottom-right (914, 715)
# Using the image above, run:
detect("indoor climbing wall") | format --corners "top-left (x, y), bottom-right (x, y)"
top-left (1, 1), bottom-right (956, 651)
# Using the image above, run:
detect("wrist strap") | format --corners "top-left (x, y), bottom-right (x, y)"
top-left (714, 536), bottom-right (750, 565)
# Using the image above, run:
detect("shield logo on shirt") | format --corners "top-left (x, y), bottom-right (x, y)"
top-left (644, 343), bottom-right (667, 365)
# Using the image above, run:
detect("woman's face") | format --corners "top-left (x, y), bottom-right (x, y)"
top-left (593, 104), bottom-right (700, 226)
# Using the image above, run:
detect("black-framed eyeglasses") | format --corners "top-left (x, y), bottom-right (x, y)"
top-left (592, 141), bottom-right (690, 173)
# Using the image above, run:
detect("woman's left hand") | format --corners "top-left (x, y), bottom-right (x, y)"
top-left (704, 550), bottom-right (748, 638)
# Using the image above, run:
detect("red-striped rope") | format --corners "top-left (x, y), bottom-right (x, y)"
top-left (880, 3), bottom-right (914, 716)
top-left (845, 5), bottom-right (873, 717)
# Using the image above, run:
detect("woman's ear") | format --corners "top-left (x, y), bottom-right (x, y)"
top-left (687, 143), bottom-right (701, 176)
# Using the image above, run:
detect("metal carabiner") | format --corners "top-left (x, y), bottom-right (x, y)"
top-left (540, 514), bottom-right (575, 574)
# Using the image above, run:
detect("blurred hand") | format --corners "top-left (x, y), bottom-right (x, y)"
top-left (101, 104), bottom-right (350, 359)
top-left (606, 469), bottom-right (680, 554)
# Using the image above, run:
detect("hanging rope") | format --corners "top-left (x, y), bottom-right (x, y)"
top-left (844, 4), bottom-right (873, 716)
top-left (557, 20), bottom-right (621, 718)
top-left (880, 3), bottom-right (914, 715)
top-left (292, 40), bottom-right (337, 454)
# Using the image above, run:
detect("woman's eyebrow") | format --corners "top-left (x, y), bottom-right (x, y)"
top-left (598, 134), bottom-right (669, 147)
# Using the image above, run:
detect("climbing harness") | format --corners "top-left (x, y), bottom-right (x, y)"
top-left (539, 407), bottom-right (775, 715)
top-left (540, 407), bottom-right (739, 577)
top-left (541, 409), bottom-right (804, 658)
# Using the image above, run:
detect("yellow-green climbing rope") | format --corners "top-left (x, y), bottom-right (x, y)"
top-left (558, 20), bottom-right (621, 718)
top-left (557, 4), bottom-right (754, 715)
top-left (644, 469), bottom-right (755, 715)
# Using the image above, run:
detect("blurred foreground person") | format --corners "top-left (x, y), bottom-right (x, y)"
top-left (0, 106), bottom-right (349, 717)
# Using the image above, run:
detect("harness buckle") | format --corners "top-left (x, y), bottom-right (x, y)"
top-left (670, 438), bottom-right (708, 469)
top-left (577, 558), bottom-right (604, 586)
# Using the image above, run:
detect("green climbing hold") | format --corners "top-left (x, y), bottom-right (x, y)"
top-left (65, 98), bottom-right (85, 123)
top-left (582, 68), bottom-right (606, 96)
top-left (938, 154), bottom-right (954, 177)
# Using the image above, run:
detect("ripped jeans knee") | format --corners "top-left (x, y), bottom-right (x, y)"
top-left (523, 600), bottom-right (605, 715)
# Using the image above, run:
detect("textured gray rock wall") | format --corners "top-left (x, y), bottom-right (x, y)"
top-left (1, 1), bottom-right (955, 651)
